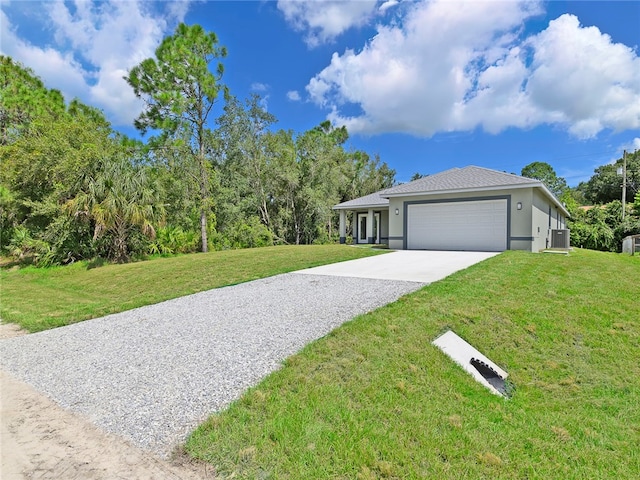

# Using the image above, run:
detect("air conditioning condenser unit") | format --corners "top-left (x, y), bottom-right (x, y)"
top-left (550, 229), bottom-right (570, 249)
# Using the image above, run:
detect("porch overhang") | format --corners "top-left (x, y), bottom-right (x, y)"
top-left (333, 203), bottom-right (389, 211)
top-left (333, 190), bottom-right (390, 211)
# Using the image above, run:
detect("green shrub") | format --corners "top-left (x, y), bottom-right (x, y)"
top-left (7, 226), bottom-right (56, 266)
top-left (569, 200), bottom-right (640, 252)
top-left (212, 216), bottom-right (273, 250)
top-left (149, 226), bottom-right (199, 255)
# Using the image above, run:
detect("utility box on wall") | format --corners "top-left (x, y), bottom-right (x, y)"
top-left (550, 229), bottom-right (570, 249)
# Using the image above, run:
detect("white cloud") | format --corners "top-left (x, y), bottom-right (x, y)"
top-left (251, 82), bottom-right (269, 92)
top-left (166, 0), bottom-right (191, 21)
top-left (287, 90), bottom-right (301, 101)
top-left (277, 0), bottom-right (379, 47)
top-left (309, 0), bottom-right (543, 135)
top-left (0, 1), bottom-right (191, 127)
top-left (525, 14), bottom-right (640, 138)
top-left (307, 1), bottom-right (640, 139)
top-left (1, 9), bottom-right (89, 96)
top-left (379, 1), bottom-right (399, 13)
top-left (259, 95), bottom-right (270, 112)
top-left (620, 137), bottom-right (640, 153)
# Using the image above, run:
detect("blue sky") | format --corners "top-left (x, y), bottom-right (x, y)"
top-left (1, 1), bottom-right (639, 186)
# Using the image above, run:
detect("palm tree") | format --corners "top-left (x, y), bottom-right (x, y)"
top-left (67, 156), bottom-right (165, 263)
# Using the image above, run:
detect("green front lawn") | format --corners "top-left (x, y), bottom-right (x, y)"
top-left (0, 245), bottom-right (386, 332)
top-left (186, 249), bottom-right (640, 479)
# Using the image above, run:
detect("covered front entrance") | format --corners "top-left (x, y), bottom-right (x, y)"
top-left (356, 212), bottom-right (380, 244)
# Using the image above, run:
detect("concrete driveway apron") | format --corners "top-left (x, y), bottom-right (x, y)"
top-left (294, 249), bottom-right (500, 283)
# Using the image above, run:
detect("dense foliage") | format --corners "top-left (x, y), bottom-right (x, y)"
top-left (0, 30), bottom-right (394, 265)
top-left (576, 150), bottom-right (640, 204)
top-left (570, 151), bottom-right (640, 252)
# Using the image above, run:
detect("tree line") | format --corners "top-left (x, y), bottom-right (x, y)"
top-left (0, 23), bottom-right (394, 266)
top-left (2, 23), bottom-right (637, 266)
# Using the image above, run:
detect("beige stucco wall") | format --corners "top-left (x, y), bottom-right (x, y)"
top-left (388, 199), bottom-right (404, 249)
top-left (532, 189), bottom-right (567, 250)
top-left (387, 187), bottom-right (547, 252)
top-left (512, 188), bottom-right (534, 245)
top-left (531, 190), bottom-right (549, 251)
top-left (380, 209), bottom-right (389, 241)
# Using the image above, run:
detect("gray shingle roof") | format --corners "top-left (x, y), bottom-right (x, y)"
top-left (333, 191), bottom-right (389, 210)
top-left (382, 166), bottom-right (539, 196)
top-left (333, 166), bottom-right (568, 216)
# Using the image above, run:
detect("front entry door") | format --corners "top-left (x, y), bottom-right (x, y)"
top-left (356, 213), bottom-right (380, 244)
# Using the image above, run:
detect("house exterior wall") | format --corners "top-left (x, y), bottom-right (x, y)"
top-left (532, 189), bottom-right (567, 251)
top-left (531, 190), bottom-right (550, 251)
top-left (388, 200), bottom-right (404, 250)
top-left (380, 209), bottom-right (389, 243)
top-left (387, 188), bottom-right (543, 252)
top-left (511, 188), bottom-right (534, 249)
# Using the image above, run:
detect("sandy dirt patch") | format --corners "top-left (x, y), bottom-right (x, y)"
top-left (0, 369), bottom-right (213, 479)
top-left (0, 322), bottom-right (29, 340)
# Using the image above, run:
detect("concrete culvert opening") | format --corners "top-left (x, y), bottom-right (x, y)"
top-left (470, 358), bottom-right (507, 396)
top-left (432, 330), bottom-right (510, 397)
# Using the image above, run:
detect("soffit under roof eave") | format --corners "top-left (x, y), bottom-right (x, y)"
top-left (333, 203), bottom-right (389, 211)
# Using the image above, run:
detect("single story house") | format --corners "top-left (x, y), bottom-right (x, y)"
top-left (334, 166), bottom-right (570, 252)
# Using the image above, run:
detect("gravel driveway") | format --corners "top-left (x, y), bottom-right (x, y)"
top-left (0, 273), bottom-right (423, 457)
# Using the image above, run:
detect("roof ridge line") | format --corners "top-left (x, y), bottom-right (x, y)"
top-left (465, 165), bottom-right (539, 182)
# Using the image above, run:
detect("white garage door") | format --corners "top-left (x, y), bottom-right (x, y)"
top-left (407, 199), bottom-right (507, 251)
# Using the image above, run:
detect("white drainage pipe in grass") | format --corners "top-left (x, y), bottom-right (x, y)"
top-left (432, 330), bottom-right (509, 397)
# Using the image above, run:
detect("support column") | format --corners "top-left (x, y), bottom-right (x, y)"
top-left (339, 210), bottom-right (346, 244)
top-left (367, 208), bottom-right (374, 244)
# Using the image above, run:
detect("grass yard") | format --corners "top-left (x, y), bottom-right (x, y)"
top-left (186, 249), bottom-right (640, 479)
top-left (0, 245), bottom-right (385, 332)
